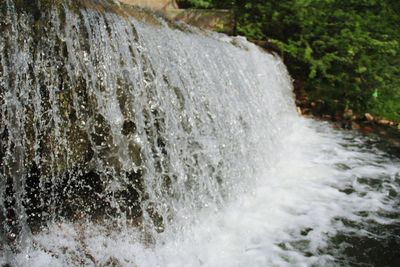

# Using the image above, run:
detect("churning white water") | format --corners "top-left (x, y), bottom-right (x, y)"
top-left (8, 119), bottom-right (400, 267)
top-left (1, 1), bottom-right (399, 266)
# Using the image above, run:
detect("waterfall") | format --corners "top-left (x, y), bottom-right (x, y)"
top-left (0, 0), bottom-right (295, 256)
top-left (2, 1), bottom-right (399, 266)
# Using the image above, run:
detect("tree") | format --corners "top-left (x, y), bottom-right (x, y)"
top-left (177, 0), bottom-right (400, 121)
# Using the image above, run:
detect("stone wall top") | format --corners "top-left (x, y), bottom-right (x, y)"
top-left (118, 0), bottom-right (233, 34)
top-left (119, 0), bottom-right (177, 10)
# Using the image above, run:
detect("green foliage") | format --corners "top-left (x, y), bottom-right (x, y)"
top-left (177, 0), bottom-right (234, 9)
top-left (236, 0), bottom-right (400, 121)
top-left (185, 0), bottom-right (213, 8)
top-left (178, 0), bottom-right (400, 121)
top-left (177, 0), bottom-right (216, 9)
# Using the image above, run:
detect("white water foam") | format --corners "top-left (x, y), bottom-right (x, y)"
top-left (8, 119), bottom-right (399, 267)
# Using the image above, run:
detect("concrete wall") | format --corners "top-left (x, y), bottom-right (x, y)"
top-left (166, 9), bottom-right (234, 34)
top-left (118, 0), bottom-right (234, 34)
top-left (119, 0), bottom-right (177, 10)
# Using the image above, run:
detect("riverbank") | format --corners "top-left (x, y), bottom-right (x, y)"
top-left (295, 96), bottom-right (400, 157)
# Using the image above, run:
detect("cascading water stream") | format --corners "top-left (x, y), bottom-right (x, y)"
top-left (1, 1), bottom-right (399, 266)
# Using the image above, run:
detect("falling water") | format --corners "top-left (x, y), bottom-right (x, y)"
top-left (1, 0), bottom-right (399, 266)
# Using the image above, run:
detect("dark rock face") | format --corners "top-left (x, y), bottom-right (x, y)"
top-left (0, 0), bottom-right (156, 243)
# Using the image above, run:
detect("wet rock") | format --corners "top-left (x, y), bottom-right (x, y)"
top-left (360, 125), bottom-right (374, 134)
top-left (101, 256), bottom-right (123, 267)
top-left (146, 203), bottom-right (165, 233)
top-left (128, 142), bottom-right (142, 166)
top-left (343, 109), bottom-right (355, 120)
top-left (377, 119), bottom-right (395, 126)
top-left (322, 114), bottom-right (332, 120)
top-left (365, 113), bottom-right (374, 121)
top-left (121, 120), bottom-right (136, 136)
top-left (117, 169), bottom-right (145, 222)
top-left (351, 121), bottom-right (360, 130)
